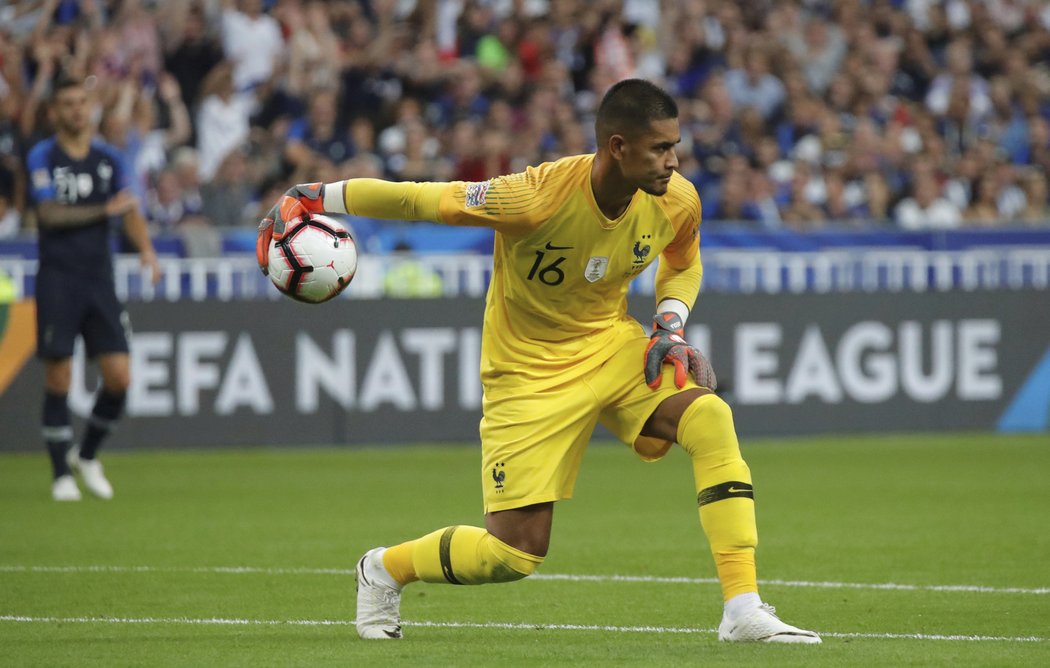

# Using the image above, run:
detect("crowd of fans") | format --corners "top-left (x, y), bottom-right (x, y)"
top-left (2, 0), bottom-right (1050, 244)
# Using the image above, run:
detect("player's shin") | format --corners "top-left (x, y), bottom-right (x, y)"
top-left (80, 390), bottom-right (125, 460)
top-left (384, 526), bottom-right (544, 587)
top-left (677, 394), bottom-right (759, 602)
top-left (42, 391), bottom-right (74, 478)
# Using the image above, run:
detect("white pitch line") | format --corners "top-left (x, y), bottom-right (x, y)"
top-left (0, 615), bottom-right (1047, 643)
top-left (533, 573), bottom-right (1050, 596)
top-left (1, 564), bottom-right (1047, 596)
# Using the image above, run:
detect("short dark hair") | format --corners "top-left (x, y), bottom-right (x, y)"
top-left (50, 73), bottom-right (85, 101)
top-left (595, 79), bottom-right (678, 143)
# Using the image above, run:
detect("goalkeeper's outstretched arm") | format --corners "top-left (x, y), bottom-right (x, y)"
top-left (256, 179), bottom-right (452, 273)
top-left (323, 179), bottom-right (448, 222)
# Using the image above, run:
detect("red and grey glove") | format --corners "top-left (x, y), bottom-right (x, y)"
top-left (643, 312), bottom-right (717, 391)
top-left (256, 183), bottom-right (327, 274)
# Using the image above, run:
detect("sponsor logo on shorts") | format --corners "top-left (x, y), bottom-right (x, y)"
top-left (465, 181), bottom-right (490, 208)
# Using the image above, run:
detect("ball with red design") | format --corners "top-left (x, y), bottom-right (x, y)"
top-left (268, 214), bottom-right (358, 303)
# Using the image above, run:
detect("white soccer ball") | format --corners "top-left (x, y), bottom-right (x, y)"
top-left (268, 214), bottom-right (358, 303)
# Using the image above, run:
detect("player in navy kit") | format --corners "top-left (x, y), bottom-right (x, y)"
top-left (26, 75), bottom-right (160, 501)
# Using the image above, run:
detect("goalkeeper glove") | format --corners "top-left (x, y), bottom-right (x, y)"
top-left (643, 312), bottom-right (717, 391)
top-left (256, 183), bottom-right (327, 274)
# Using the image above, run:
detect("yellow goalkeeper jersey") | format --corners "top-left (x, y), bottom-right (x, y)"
top-left (342, 153), bottom-right (702, 393)
top-left (436, 154), bottom-right (702, 392)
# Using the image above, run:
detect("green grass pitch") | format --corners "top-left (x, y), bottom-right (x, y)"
top-left (2, 433), bottom-right (1049, 666)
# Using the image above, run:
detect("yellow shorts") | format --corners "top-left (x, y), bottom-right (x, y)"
top-left (479, 331), bottom-right (698, 512)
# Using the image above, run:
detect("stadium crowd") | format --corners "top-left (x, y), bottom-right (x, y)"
top-left (2, 0), bottom-right (1050, 242)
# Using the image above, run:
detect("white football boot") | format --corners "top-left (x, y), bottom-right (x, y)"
top-left (355, 547), bottom-right (403, 639)
top-left (77, 459), bottom-right (114, 499)
top-left (51, 474), bottom-right (81, 501)
top-left (718, 602), bottom-right (822, 644)
top-left (67, 446), bottom-right (114, 500)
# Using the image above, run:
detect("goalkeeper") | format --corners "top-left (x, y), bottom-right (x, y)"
top-left (258, 79), bottom-right (820, 644)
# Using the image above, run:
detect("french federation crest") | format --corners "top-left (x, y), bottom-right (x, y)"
top-left (585, 256), bottom-right (608, 282)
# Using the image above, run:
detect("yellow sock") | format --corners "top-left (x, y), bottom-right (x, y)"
top-left (382, 540), bottom-right (419, 586)
top-left (677, 394), bottom-right (759, 601)
top-left (405, 525), bottom-right (544, 585)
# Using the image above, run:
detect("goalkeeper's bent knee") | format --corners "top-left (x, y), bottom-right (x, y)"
top-left (412, 525), bottom-right (544, 585)
top-left (677, 393), bottom-right (748, 477)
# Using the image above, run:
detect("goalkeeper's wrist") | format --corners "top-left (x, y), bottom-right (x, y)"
top-left (656, 298), bottom-right (689, 325)
top-left (321, 180), bottom-right (349, 214)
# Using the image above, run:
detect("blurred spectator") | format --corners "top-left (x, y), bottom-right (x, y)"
top-left (988, 77), bottom-right (1028, 165)
top-left (196, 61), bottom-right (254, 181)
top-left (781, 162), bottom-right (827, 230)
top-left (895, 172), bottom-right (962, 230)
top-left (0, 176), bottom-right (20, 238)
top-left (926, 39), bottom-right (991, 123)
top-left (454, 124), bottom-right (511, 182)
top-left (962, 173), bottom-right (1001, 225)
top-left (724, 47), bottom-right (785, 121)
top-left (744, 169), bottom-right (782, 229)
top-left (784, 14), bottom-right (847, 95)
top-left (100, 72), bottom-right (191, 199)
top-left (387, 119), bottom-right (450, 182)
top-left (162, 2), bottom-right (224, 111)
top-left (823, 171), bottom-right (867, 223)
top-left (201, 148), bottom-right (255, 228)
top-left (862, 172), bottom-right (892, 222)
top-left (994, 160), bottom-right (1026, 219)
top-left (384, 240), bottom-right (444, 298)
top-left (145, 164), bottom-right (204, 232)
top-left (220, 0), bottom-right (284, 91)
top-left (711, 170), bottom-right (748, 221)
top-left (1017, 169), bottom-right (1050, 223)
top-left (0, 92), bottom-right (25, 231)
top-left (284, 0), bottom-right (342, 97)
top-left (170, 146), bottom-right (205, 216)
top-left (284, 88), bottom-right (355, 180)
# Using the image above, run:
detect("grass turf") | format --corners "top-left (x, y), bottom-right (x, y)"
top-left (1, 433), bottom-right (1048, 666)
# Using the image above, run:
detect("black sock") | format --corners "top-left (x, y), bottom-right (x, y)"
top-left (43, 392), bottom-right (73, 479)
top-left (80, 391), bottom-right (126, 460)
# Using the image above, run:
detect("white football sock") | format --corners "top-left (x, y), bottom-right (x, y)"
top-left (366, 547), bottom-right (402, 591)
top-left (724, 592), bottom-right (762, 619)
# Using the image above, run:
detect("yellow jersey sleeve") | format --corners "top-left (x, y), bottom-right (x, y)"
top-left (437, 162), bottom-right (576, 236)
top-left (342, 163), bottom-right (572, 237)
top-left (653, 175), bottom-right (703, 310)
top-left (343, 179), bottom-right (447, 221)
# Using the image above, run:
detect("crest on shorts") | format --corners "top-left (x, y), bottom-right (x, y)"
top-left (464, 181), bottom-right (490, 208)
top-left (584, 256), bottom-right (608, 282)
top-left (492, 462), bottom-right (505, 492)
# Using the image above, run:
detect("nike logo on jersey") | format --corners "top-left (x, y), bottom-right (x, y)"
top-left (544, 242), bottom-right (574, 250)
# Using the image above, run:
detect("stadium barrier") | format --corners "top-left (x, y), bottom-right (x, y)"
top-left (1, 289), bottom-right (1047, 451)
top-left (2, 244), bottom-right (1050, 301)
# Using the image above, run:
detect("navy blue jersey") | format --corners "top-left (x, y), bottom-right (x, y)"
top-left (26, 137), bottom-right (129, 277)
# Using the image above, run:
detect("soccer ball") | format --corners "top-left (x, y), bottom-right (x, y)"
top-left (268, 214), bottom-right (358, 303)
